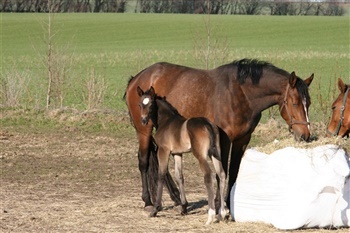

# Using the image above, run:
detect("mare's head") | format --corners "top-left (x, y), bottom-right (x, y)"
top-left (137, 86), bottom-right (156, 126)
top-left (279, 71), bottom-right (314, 142)
top-left (326, 78), bottom-right (350, 138)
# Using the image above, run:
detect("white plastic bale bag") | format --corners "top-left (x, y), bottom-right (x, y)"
top-left (230, 144), bottom-right (350, 229)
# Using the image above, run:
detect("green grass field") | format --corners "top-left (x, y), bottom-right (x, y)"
top-left (1, 13), bottom-right (350, 121)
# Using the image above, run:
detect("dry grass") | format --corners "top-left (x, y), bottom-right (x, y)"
top-left (1, 125), bottom-right (349, 232)
top-left (0, 111), bottom-right (349, 232)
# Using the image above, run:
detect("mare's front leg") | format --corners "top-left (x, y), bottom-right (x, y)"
top-left (226, 133), bottom-right (251, 212)
top-left (150, 147), bottom-right (170, 217)
top-left (137, 130), bottom-right (153, 211)
top-left (173, 154), bottom-right (188, 215)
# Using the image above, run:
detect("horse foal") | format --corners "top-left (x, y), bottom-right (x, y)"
top-left (137, 86), bottom-right (226, 224)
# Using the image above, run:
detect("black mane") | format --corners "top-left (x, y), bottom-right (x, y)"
top-left (231, 58), bottom-right (311, 105)
top-left (232, 58), bottom-right (290, 85)
top-left (155, 97), bottom-right (181, 116)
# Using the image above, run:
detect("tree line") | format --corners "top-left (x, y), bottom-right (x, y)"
top-left (0, 0), bottom-right (348, 16)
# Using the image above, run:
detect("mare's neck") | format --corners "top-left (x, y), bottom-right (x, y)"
top-left (242, 75), bottom-right (287, 114)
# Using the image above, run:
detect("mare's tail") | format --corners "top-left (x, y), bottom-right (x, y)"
top-left (148, 138), bottom-right (181, 205)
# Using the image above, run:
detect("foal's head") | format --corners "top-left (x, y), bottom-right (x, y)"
top-left (137, 86), bottom-right (156, 126)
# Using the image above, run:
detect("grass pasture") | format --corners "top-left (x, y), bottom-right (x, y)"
top-left (1, 13), bottom-right (349, 117)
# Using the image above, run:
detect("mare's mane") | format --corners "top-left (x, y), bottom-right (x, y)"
top-left (230, 59), bottom-right (311, 105)
top-left (231, 58), bottom-right (290, 85)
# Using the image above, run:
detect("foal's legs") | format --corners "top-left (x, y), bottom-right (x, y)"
top-left (192, 143), bottom-right (216, 224)
top-left (198, 157), bottom-right (216, 225)
top-left (211, 156), bottom-right (227, 221)
top-left (174, 154), bottom-right (188, 215)
top-left (150, 147), bottom-right (170, 217)
top-left (215, 129), bottom-right (230, 213)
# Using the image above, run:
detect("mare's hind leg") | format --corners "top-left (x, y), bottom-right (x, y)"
top-left (150, 147), bottom-right (170, 217)
top-left (174, 154), bottom-right (188, 215)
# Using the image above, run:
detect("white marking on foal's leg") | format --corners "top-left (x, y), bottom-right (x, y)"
top-left (205, 208), bottom-right (216, 225)
top-left (216, 207), bottom-right (227, 222)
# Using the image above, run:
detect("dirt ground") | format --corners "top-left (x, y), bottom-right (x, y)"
top-left (1, 129), bottom-right (349, 233)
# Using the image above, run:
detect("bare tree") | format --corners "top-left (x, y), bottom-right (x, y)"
top-left (298, 0), bottom-right (315, 16)
top-left (239, 0), bottom-right (263, 15)
top-left (324, 0), bottom-right (346, 16)
top-left (193, 1), bottom-right (229, 69)
top-left (43, 0), bottom-right (74, 109)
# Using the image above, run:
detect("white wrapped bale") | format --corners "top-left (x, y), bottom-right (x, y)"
top-left (230, 144), bottom-right (350, 230)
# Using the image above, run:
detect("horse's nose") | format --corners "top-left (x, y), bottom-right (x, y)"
top-left (300, 134), bottom-right (306, 141)
top-left (141, 117), bottom-right (148, 126)
top-left (299, 133), bottom-right (310, 142)
top-left (293, 128), bottom-right (310, 142)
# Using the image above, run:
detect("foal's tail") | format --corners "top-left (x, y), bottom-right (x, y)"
top-left (204, 120), bottom-right (221, 162)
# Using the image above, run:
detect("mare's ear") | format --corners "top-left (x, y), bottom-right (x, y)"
top-left (338, 78), bottom-right (346, 93)
top-left (289, 72), bottom-right (297, 88)
top-left (304, 73), bottom-right (314, 87)
top-left (137, 86), bottom-right (144, 97)
top-left (149, 86), bottom-right (156, 98)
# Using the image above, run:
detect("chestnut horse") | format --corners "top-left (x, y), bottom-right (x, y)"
top-left (137, 86), bottom-right (226, 224)
top-left (124, 59), bottom-right (314, 211)
top-left (327, 78), bottom-right (350, 138)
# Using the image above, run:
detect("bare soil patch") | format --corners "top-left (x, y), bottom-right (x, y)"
top-left (0, 129), bottom-right (348, 232)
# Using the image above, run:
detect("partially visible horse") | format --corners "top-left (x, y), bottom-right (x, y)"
top-left (137, 86), bottom-right (226, 224)
top-left (124, 59), bottom-right (314, 210)
top-left (327, 78), bottom-right (350, 138)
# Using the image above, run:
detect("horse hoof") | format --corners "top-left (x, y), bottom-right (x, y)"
top-left (149, 210), bottom-right (158, 217)
top-left (144, 205), bottom-right (154, 213)
top-left (205, 208), bottom-right (216, 225)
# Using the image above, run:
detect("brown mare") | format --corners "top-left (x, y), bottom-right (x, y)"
top-left (124, 59), bottom-right (314, 211)
top-left (137, 86), bottom-right (226, 224)
top-left (327, 78), bottom-right (350, 138)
